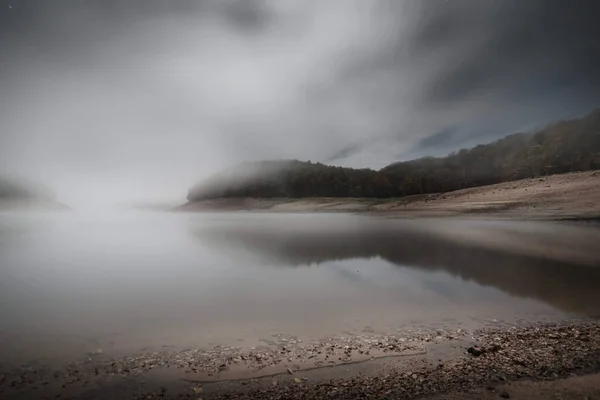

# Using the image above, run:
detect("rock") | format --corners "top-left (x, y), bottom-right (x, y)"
top-left (499, 390), bottom-right (510, 398)
top-left (468, 346), bottom-right (486, 357)
top-left (287, 368), bottom-right (294, 375)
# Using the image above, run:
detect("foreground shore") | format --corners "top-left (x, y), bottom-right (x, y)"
top-left (177, 170), bottom-right (600, 220)
top-left (2, 320), bottom-right (599, 399)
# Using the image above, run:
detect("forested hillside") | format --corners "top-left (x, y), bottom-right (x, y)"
top-left (187, 109), bottom-right (600, 201)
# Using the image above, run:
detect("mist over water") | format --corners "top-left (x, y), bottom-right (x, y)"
top-left (1, 211), bottom-right (598, 367)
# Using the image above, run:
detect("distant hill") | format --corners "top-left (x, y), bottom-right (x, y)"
top-left (0, 177), bottom-right (36, 200)
top-left (0, 177), bottom-right (67, 210)
top-left (187, 108), bottom-right (600, 202)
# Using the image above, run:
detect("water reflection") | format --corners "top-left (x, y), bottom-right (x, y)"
top-left (0, 212), bottom-right (598, 366)
top-left (194, 216), bottom-right (600, 317)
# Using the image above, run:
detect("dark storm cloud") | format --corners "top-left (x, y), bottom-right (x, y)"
top-left (414, 0), bottom-right (600, 142)
top-left (0, 0), bottom-right (599, 206)
top-left (414, 0), bottom-right (600, 107)
top-left (305, 0), bottom-right (600, 162)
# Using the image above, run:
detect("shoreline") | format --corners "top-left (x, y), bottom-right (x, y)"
top-left (1, 319), bottom-right (599, 399)
top-left (177, 170), bottom-right (600, 221)
top-left (0, 199), bottom-right (70, 212)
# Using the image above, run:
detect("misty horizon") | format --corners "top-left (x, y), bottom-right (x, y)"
top-left (2, 0), bottom-right (600, 207)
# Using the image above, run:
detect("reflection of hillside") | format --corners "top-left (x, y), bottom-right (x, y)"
top-left (195, 222), bottom-right (600, 317)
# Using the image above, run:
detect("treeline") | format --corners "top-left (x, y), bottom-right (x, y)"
top-left (187, 108), bottom-right (600, 201)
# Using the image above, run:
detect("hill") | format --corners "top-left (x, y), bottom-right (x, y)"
top-left (178, 170), bottom-right (600, 220)
top-left (0, 177), bottom-right (36, 200)
top-left (0, 177), bottom-right (68, 211)
top-left (187, 108), bottom-right (600, 202)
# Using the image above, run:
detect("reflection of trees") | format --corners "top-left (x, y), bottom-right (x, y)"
top-left (195, 223), bottom-right (600, 317)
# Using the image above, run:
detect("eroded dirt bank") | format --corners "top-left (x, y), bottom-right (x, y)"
top-left (177, 170), bottom-right (600, 220)
top-left (2, 321), bottom-right (599, 399)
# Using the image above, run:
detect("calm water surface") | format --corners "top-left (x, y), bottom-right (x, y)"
top-left (1, 210), bottom-right (599, 366)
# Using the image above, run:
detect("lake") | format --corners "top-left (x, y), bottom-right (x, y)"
top-left (1, 210), bottom-right (599, 368)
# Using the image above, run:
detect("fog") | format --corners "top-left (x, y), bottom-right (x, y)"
top-left (1, 0), bottom-right (599, 207)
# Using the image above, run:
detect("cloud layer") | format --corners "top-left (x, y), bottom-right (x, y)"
top-left (1, 0), bottom-right (599, 206)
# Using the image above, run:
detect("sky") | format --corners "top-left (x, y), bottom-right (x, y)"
top-left (1, 0), bottom-right (600, 207)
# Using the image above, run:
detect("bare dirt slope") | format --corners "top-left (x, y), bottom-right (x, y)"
top-left (378, 170), bottom-right (600, 219)
top-left (177, 170), bottom-right (600, 220)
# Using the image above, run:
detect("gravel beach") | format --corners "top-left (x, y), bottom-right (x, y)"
top-left (2, 320), bottom-right (599, 399)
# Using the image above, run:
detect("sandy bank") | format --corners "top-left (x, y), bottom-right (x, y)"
top-left (177, 170), bottom-right (600, 220)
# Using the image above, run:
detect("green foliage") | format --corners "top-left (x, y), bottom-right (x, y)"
top-left (188, 109), bottom-right (600, 201)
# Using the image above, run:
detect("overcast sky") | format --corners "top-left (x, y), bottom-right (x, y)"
top-left (1, 0), bottom-right (599, 207)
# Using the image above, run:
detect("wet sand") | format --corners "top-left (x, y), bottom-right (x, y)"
top-left (177, 170), bottom-right (600, 221)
